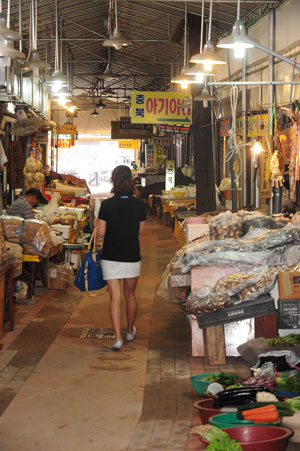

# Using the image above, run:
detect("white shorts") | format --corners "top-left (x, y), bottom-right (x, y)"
top-left (101, 260), bottom-right (141, 280)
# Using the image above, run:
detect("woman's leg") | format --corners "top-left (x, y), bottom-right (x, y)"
top-left (123, 277), bottom-right (139, 333)
top-left (106, 279), bottom-right (123, 341)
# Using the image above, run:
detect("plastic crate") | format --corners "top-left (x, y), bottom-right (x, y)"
top-left (196, 295), bottom-right (276, 329)
top-left (278, 299), bottom-right (300, 329)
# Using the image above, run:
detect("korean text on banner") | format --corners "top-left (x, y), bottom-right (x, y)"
top-left (131, 91), bottom-right (192, 125)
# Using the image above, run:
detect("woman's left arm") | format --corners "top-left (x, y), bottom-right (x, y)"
top-left (94, 218), bottom-right (106, 237)
top-left (139, 221), bottom-right (145, 235)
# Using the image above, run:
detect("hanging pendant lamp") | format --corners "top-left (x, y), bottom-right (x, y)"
top-left (0, 0), bottom-right (24, 60)
top-left (91, 106), bottom-right (100, 116)
top-left (194, 86), bottom-right (216, 107)
top-left (22, 0), bottom-right (50, 72)
top-left (217, 0), bottom-right (254, 59)
top-left (95, 97), bottom-right (106, 109)
top-left (46, 0), bottom-right (68, 91)
top-left (171, 3), bottom-right (196, 88)
top-left (98, 48), bottom-right (119, 80)
top-left (189, 0), bottom-right (225, 72)
top-left (103, 0), bottom-right (132, 50)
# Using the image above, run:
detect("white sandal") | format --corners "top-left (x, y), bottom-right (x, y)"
top-left (126, 326), bottom-right (136, 342)
top-left (112, 339), bottom-right (123, 351)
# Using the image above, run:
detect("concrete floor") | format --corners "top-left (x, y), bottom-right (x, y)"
top-left (0, 216), bottom-right (298, 451)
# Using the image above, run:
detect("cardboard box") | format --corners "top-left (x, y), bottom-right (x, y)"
top-left (278, 272), bottom-right (300, 300)
top-left (48, 263), bottom-right (72, 290)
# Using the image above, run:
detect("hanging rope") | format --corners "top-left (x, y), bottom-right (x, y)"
top-left (225, 85), bottom-right (242, 184)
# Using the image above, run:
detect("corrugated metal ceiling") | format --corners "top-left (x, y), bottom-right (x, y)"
top-left (5, 1), bottom-right (284, 110)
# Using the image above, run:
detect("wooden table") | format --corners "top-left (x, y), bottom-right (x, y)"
top-left (0, 263), bottom-right (14, 331)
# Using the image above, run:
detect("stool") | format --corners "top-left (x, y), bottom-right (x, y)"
top-left (63, 243), bottom-right (84, 267)
top-left (22, 254), bottom-right (42, 298)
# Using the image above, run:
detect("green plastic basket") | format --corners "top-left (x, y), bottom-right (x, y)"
top-left (190, 372), bottom-right (221, 395)
top-left (209, 413), bottom-right (280, 429)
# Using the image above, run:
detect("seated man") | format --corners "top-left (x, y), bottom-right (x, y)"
top-left (8, 188), bottom-right (47, 219)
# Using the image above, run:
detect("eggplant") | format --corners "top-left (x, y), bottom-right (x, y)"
top-left (217, 386), bottom-right (269, 398)
top-left (213, 386), bottom-right (270, 408)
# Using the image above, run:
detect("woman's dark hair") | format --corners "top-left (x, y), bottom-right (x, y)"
top-left (111, 165), bottom-right (135, 194)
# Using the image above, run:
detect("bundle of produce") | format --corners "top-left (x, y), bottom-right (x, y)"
top-left (285, 395), bottom-right (300, 411)
top-left (275, 372), bottom-right (300, 394)
top-left (243, 375), bottom-right (276, 392)
top-left (203, 372), bottom-right (237, 387)
top-left (23, 149), bottom-right (47, 190)
top-left (239, 404), bottom-right (280, 423)
top-left (213, 386), bottom-right (271, 407)
top-left (190, 425), bottom-right (242, 450)
top-left (266, 334), bottom-right (300, 348)
top-left (184, 285), bottom-right (232, 314)
top-left (0, 216), bottom-right (51, 257)
top-left (237, 401), bottom-right (294, 419)
top-left (209, 210), bottom-right (243, 240)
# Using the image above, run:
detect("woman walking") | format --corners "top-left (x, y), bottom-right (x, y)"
top-left (94, 165), bottom-right (146, 350)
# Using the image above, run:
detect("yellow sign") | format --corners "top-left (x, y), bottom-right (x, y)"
top-left (236, 114), bottom-right (269, 137)
top-left (57, 124), bottom-right (77, 135)
top-left (118, 140), bottom-right (139, 149)
top-left (131, 91), bottom-right (192, 125)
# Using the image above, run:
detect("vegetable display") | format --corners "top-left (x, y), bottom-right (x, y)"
top-left (265, 334), bottom-right (300, 347)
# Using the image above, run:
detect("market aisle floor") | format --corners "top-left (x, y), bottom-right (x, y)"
top-left (0, 216), bottom-right (196, 451)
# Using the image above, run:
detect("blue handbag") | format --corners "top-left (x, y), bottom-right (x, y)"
top-left (74, 231), bottom-right (106, 293)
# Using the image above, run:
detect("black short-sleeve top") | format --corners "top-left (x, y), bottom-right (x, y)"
top-left (98, 193), bottom-right (147, 262)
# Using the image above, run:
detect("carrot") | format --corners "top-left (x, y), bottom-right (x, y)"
top-left (254, 416), bottom-right (280, 424)
top-left (242, 405), bottom-right (277, 416)
top-left (245, 412), bottom-right (280, 422)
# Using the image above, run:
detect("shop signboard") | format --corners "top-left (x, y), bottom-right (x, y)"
top-left (145, 144), bottom-right (165, 169)
top-left (165, 160), bottom-right (175, 190)
top-left (158, 124), bottom-right (191, 134)
top-left (145, 144), bottom-right (155, 168)
top-left (57, 124), bottom-right (77, 135)
top-left (153, 137), bottom-right (170, 146)
top-left (236, 114), bottom-right (269, 137)
top-left (111, 120), bottom-right (153, 139)
top-left (118, 140), bottom-right (139, 149)
top-left (154, 144), bottom-right (165, 169)
top-left (58, 134), bottom-right (72, 148)
top-left (131, 91), bottom-right (192, 125)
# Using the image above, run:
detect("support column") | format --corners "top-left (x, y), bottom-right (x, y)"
top-left (189, 14), bottom-right (216, 214)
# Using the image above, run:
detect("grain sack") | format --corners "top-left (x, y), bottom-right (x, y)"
top-left (0, 216), bottom-right (51, 257)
